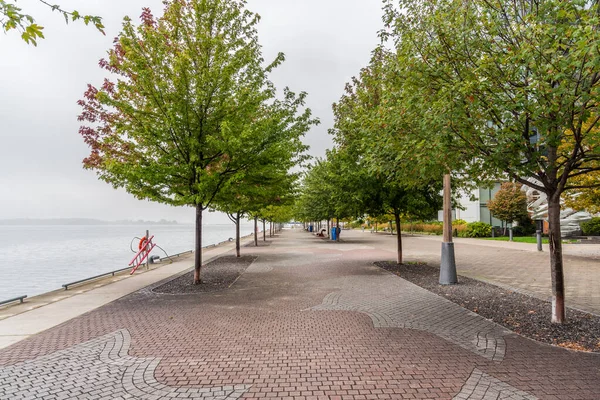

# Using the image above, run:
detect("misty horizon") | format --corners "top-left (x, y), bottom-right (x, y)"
top-left (0, 1), bottom-right (383, 222)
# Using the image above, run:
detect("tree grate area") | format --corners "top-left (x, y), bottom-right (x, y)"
top-left (375, 261), bottom-right (600, 353)
top-left (153, 255), bottom-right (257, 294)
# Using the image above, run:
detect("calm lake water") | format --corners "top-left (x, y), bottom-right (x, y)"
top-left (0, 223), bottom-right (256, 300)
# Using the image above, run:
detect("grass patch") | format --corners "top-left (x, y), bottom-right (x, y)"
top-left (482, 236), bottom-right (549, 244)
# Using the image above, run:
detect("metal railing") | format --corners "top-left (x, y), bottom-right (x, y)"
top-left (164, 250), bottom-right (192, 258)
top-left (62, 250), bottom-right (198, 290)
top-left (0, 295), bottom-right (27, 307)
top-left (18, 234), bottom-right (251, 296)
top-left (63, 266), bottom-right (132, 290)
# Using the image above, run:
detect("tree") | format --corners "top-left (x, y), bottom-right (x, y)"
top-left (1, 0), bottom-right (103, 45)
top-left (212, 84), bottom-right (311, 256)
top-left (295, 159), bottom-right (337, 228)
top-left (78, 0), bottom-right (315, 284)
top-left (216, 165), bottom-right (302, 256)
top-left (563, 173), bottom-right (600, 214)
top-left (487, 183), bottom-right (529, 234)
top-left (384, 0), bottom-right (600, 323)
top-left (329, 49), bottom-right (443, 264)
top-left (561, 118), bottom-right (600, 214)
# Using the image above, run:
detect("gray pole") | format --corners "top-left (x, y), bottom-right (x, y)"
top-left (440, 173), bottom-right (458, 285)
top-left (145, 229), bottom-right (150, 270)
top-left (536, 220), bottom-right (543, 252)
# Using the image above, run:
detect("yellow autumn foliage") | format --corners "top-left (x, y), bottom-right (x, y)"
top-left (560, 118), bottom-right (600, 214)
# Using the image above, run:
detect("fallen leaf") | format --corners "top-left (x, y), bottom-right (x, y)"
top-left (558, 342), bottom-right (589, 352)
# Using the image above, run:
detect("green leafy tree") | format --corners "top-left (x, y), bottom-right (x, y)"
top-left (78, 0), bottom-right (315, 284)
top-left (1, 0), bottom-right (103, 45)
top-left (295, 159), bottom-right (337, 228)
top-left (212, 85), bottom-right (312, 255)
top-left (216, 166), bottom-right (303, 256)
top-left (329, 49), bottom-right (443, 263)
top-left (384, 0), bottom-right (600, 323)
top-left (487, 183), bottom-right (529, 234)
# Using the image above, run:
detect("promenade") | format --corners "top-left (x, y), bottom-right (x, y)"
top-left (0, 229), bottom-right (598, 399)
top-left (355, 231), bottom-right (600, 315)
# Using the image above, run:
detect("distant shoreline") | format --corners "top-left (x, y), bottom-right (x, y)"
top-left (0, 218), bottom-right (179, 226)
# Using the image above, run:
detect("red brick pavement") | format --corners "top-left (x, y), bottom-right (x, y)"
top-left (0, 230), bottom-right (598, 399)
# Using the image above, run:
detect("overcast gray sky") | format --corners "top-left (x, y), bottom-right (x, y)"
top-left (0, 0), bottom-right (383, 223)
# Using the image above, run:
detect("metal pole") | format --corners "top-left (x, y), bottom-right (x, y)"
top-left (536, 220), bottom-right (543, 251)
top-left (145, 229), bottom-right (150, 270)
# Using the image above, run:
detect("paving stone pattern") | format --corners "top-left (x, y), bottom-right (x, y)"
top-left (0, 230), bottom-right (599, 399)
top-left (312, 271), bottom-right (509, 361)
top-left (453, 369), bottom-right (537, 400)
top-left (0, 329), bottom-right (249, 400)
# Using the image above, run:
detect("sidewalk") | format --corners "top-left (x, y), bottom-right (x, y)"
top-left (351, 230), bottom-right (600, 315)
top-left (0, 228), bottom-right (597, 399)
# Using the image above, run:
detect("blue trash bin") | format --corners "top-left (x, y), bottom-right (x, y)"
top-left (309, 225), bottom-right (313, 233)
top-left (331, 227), bottom-right (337, 241)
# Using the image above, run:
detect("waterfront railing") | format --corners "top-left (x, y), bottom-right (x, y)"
top-left (62, 249), bottom-right (194, 290)
top-left (0, 295), bottom-right (27, 307)
top-left (2, 233), bottom-right (252, 305)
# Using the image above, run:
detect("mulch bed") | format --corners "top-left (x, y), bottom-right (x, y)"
top-left (153, 255), bottom-right (257, 294)
top-left (375, 261), bottom-right (600, 353)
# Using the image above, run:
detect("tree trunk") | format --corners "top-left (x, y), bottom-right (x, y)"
top-left (336, 217), bottom-right (340, 242)
top-left (254, 217), bottom-right (258, 247)
top-left (394, 211), bottom-right (403, 264)
top-left (263, 220), bottom-right (266, 242)
top-left (327, 219), bottom-right (330, 238)
top-left (193, 205), bottom-right (203, 285)
top-left (235, 212), bottom-right (241, 258)
top-left (547, 194), bottom-right (566, 324)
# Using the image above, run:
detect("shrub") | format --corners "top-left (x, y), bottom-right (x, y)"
top-left (405, 222), bottom-right (443, 235)
top-left (454, 219), bottom-right (468, 226)
top-left (465, 222), bottom-right (492, 238)
top-left (581, 217), bottom-right (600, 235)
top-left (455, 224), bottom-right (468, 237)
top-left (513, 215), bottom-right (536, 236)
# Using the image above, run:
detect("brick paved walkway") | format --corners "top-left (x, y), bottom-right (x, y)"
top-left (0, 229), bottom-right (598, 399)
top-left (346, 230), bottom-right (600, 315)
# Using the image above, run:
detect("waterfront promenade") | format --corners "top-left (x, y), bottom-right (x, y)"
top-left (0, 229), bottom-right (598, 399)
top-left (355, 230), bottom-right (600, 315)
